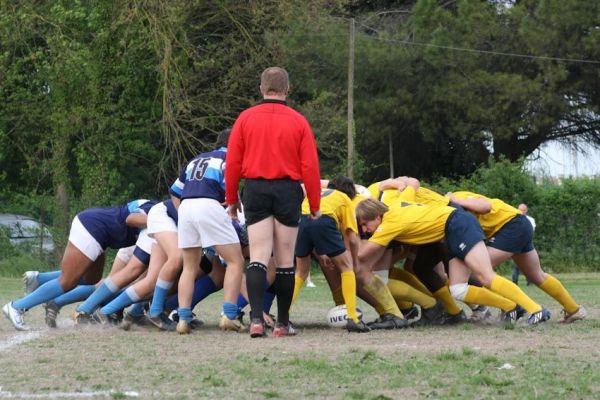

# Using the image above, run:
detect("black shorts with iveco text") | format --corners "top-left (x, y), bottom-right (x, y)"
top-left (242, 178), bottom-right (304, 227)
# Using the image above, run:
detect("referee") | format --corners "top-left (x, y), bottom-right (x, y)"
top-left (226, 66), bottom-right (321, 338)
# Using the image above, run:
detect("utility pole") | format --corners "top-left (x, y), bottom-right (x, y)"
top-left (347, 18), bottom-right (355, 179)
top-left (389, 132), bottom-right (394, 178)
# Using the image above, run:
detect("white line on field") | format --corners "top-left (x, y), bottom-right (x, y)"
top-left (0, 389), bottom-right (139, 398)
top-left (0, 331), bottom-right (43, 353)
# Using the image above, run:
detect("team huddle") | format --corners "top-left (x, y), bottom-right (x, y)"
top-left (2, 67), bottom-right (587, 338)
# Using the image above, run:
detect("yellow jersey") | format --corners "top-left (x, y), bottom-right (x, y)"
top-left (302, 189), bottom-right (358, 233)
top-left (452, 191), bottom-right (519, 238)
top-left (367, 182), bottom-right (405, 207)
top-left (368, 187), bottom-right (455, 246)
top-left (416, 187), bottom-right (450, 207)
top-left (368, 182), bottom-right (449, 208)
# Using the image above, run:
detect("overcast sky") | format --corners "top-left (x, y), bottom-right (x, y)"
top-left (525, 140), bottom-right (600, 178)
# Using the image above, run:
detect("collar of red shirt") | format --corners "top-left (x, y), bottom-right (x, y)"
top-left (260, 99), bottom-right (287, 105)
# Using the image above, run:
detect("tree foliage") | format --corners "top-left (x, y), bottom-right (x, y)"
top-left (1, 0), bottom-right (599, 241)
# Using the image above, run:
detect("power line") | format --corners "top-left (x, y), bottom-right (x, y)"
top-left (359, 31), bottom-right (600, 65)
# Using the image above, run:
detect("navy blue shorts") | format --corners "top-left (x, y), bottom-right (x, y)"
top-left (132, 246), bottom-right (150, 266)
top-left (295, 215), bottom-right (346, 258)
top-left (242, 179), bottom-right (304, 227)
top-left (486, 214), bottom-right (534, 253)
top-left (444, 210), bottom-right (485, 260)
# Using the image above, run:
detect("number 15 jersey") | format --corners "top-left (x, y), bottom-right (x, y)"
top-left (170, 147), bottom-right (227, 202)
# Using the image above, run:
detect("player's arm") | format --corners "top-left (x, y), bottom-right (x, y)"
top-left (446, 192), bottom-right (491, 214)
top-left (125, 212), bottom-right (148, 228)
top-left (343, 229), bottom-right (360, 270)
top-left (358, 240), bottom-right (387, 272)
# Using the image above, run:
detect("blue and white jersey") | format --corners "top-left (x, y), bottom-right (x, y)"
top-left (77, 199), bottom-right (157, 250)
top-left (169, 147), bottom-right (227, 202)
top-left (164, 199), bottom-right (179, 225)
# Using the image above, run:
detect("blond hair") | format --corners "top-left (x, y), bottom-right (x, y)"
top-left (260, 67), bottom-right (289, 95)
top-left (355, 198), bottom-right (388, 222)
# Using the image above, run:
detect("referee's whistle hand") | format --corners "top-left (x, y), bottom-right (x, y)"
top-left (227, 203), bottom-right (240, 221)
top-left (309, 210), bottom-right (322, 220)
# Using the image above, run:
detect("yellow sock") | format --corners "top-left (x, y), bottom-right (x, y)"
top-left (332, 287), bottom-right (345, 306)
top-left (364, 275), bottom-right (403, 318)
top-left (341, 271), bottom-right (358, 322)
top-left (489, 275), bottom-right (542, 313)
top-left (464, 285), bottom-right (516, 312)
top-left (396, 300), bottom-right (414, 310)
top-left (388, 278), bottom-right (436, 309)
top-left (538, 274), bottom-right (579, 314)
top-left (432, 286), bottom-right (462, 315)
top-left (390, 268), bottom-right (433, 296)
top-left (375, 303), bottom-right (386, 315)
top-left (291, 275), bottom-right (305, 305)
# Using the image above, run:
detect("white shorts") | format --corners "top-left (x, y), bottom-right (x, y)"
top-left (68, 216), bottom-right (103, 261)
top-left (116, 246), bottom-right (135, 263)
top-left (178, 198), bottom-right (239, 249)
top-left (135, 229), bottom-right (155, 255)
top-left (147, 202), bottom-right (178, 237)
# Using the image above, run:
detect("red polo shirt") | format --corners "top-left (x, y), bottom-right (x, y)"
top-left (225, 99), bottom-right (321, 212)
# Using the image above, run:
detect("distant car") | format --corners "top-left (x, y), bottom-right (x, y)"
top-left (0, 214), bottom-right (55, 258)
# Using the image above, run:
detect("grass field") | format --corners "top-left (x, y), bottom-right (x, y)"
top-left (0, 273), bottom-right (599, 399)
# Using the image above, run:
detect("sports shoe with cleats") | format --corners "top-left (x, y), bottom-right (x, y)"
top-left (369, 313), bottom-right (408, 330)
top-left (527, 308), bottom-right (551, 325)
top-left (44, 301), bottom-right (60, 328)
top-left (23, 271), bottom-right (40, 294)
top-left (73, 311), bottom-right (96, 325)
top-left (346, 319), bottom-right (371, 333)
top-left (418, 302), bottom-right (446, 326)
top-left (249, 318), bottom-right (266, 338)
top-left (443, 310), bottom-right (468, 325)
top-left (119, 312), bottom-right (147, 331)
top-left (501, 307), bottom-right (519, 326)
top-left (560, 305), bottom-right (587, 324)
top-left (400, 305), bottom-right (421, 325)
top-left (470, 305), bottom-right (492, 322)
top-left (169, 311), bottom-right (204, 329)
top-left (93, 310), bottom-right (120, 326)
top-left (147, 312), bottom-right (177, 331)
top-left (176, 320), bottom-right (191, 335)
top-left (219, 315), bottom-right (246, 332)
top-left (272, 322), bottom-right (297, 337)
top-left (3, 302), bottom-right (29, 331)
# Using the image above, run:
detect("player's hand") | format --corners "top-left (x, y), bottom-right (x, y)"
top-left (445, 192), bottom-right (455, 201)
top-left (309, 210), bottom-right (322, 220)
top-left (227, 202), bottom-right (241, 221)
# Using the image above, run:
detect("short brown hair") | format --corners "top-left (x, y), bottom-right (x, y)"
top-left (260, 67), bottom-right (289, 95)
top-left (355, 198), bottom-right (388, 222)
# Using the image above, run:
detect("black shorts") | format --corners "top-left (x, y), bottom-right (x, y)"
top-left (295, 215), bottom-right (346, 258)
top-left (486, 215), bottom-right (534, 253)
top-left (242, 179), bottom-right (304, 227)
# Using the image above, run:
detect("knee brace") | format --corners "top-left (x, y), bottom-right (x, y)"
top-left (449, 283), bottom-right (469, 301)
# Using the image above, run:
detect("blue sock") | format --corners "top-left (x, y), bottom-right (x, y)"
top-left (128, 302), bottom-right (146, 317)
top-left (177, 307), bottom-right (192, 323)
top-left (99, 289), bottom-right (124, 307)
top-left (13, 279), bottom-right (65, 310)
top-left (148, 279), bottom-right (173, 318)
top-left (53, 285), bottom-right (96, 307)
top-left (37, 271), bottom-right (62, 285)
top-left (192, 276), bottom-right (218, 308)
top-left (100, 287), bottom-right (140, 315)
top-left (263, 284), bottom-right (276, 314)
top-left (223, 302), bottom-right (238, 320)
top-left (236, 294), bottom-right (248, 314)
top-left (164, 276), bottom-right (218, 312)
top-left (76, 278), bottom-right (120, 314)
